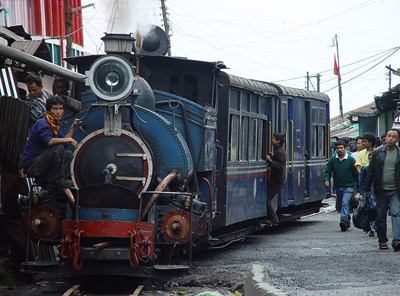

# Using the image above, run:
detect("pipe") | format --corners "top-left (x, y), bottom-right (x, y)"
top-left (140, 171), bottom-right (178, 220)
top-left (0, 43), bottom-right (86, 84)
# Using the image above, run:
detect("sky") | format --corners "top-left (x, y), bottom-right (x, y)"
top-left (80, 0), bottom-right (400, 118)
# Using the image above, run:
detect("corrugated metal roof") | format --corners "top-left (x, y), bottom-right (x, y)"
top-left (11, 40), bottom-right (43, 55)
top-left (223, 72), bottom-right (280, 96)
top-left (269, 82), bottom-right (330, 101)
top-left (0, 26), bottom-right (24, 42)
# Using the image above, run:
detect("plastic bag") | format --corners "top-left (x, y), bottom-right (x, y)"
top-left (353, 196), bottom-right (370, 230)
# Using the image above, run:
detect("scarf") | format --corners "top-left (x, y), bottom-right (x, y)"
top-left (45, 113), bottom-right (60, 135)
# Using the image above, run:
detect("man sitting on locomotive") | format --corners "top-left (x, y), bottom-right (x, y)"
top-left (22, 95), bottom-right (81, 205)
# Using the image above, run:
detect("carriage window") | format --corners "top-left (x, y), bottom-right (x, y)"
top-left (249, 118), bottom-right (257, 160)
top-left (312, 126), bottom-right (318, 156)
top-left (258, 119), bottom-right (267, 160)
top-left (229, 115), bottom-right (239, 161)
top-left (242, 93), bottom-right (250, 112)
top-left (230, 90), bottom-right (240, 110)
top-left (319, 126), bottom-right (326, 156)
top-left (281, 102), bottom-right (287, 134)
top-left (241, 117), bottom-right (249, 160)
top-left (169, 75), bottom-right (198, 101)
top-left (251, 95), bottom-right (258, 113)
top-left (260, 97), bottom-right (267, 115)
top-left (311, 107), bottom-right (326, 157)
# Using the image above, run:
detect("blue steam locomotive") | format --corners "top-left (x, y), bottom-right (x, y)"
top-left (2, 27), bottom-right (330, 277)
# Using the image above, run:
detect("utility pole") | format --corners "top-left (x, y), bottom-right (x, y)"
top-left (385, 64), bottom-right (400, 89)
top-left (65, 2), bottom-right (95, 69)
top-left (333, 34), bottom-right (343, 123)
top-left (160, 0), bottom-right (171, 56)
top-left (305, 72), bottom-right (321, 92)
top-left (65, 0), bottom-right (72, 69)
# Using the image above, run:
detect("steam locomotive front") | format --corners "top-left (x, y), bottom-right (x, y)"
top-left (59, 53), bottom-right (208, 276)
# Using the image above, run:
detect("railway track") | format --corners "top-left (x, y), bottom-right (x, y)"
top-left (61, 278), bottom-right (147, 296)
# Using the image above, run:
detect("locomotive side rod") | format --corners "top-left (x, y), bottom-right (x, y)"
top-left (0, 43), bottom-right (86, 84)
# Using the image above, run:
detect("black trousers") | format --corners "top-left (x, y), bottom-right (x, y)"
top-left (0, 214), bottom-right (26, 262)
top-left (266, 181), bottom-right (284, 225)
top-left (26, 144), bottom-right (73, 187)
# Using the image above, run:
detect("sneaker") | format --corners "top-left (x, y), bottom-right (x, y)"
top-left (369, 231), bottom-right (375, 237)
top-left (340, 220), bottom-right (348, 231)
top-left (392, 241), bottom-right (400, 251)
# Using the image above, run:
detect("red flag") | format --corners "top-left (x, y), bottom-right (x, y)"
top-left (334, 54), bottom-right (341, 81)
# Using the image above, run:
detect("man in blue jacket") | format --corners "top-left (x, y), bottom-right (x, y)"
top-left (22, 95), bottom-right (81, 204)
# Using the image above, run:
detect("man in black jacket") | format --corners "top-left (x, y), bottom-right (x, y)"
top-left (365, 128), bottom-right (400, 251)
top-left (265, 133), bottom-right (287, 226)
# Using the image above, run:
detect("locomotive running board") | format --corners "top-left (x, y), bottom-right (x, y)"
top-left (154, 264), bottom-right (189, 270)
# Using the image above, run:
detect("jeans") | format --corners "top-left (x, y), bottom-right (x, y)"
top-left (335, 186), bottom-right (354, 224)
top-left (375, 190), bottom-right (400, 244)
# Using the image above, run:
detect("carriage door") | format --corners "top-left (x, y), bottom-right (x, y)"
top-left (304, 101), bottom-right (311, 199)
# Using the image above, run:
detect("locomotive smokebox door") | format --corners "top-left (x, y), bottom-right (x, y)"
top-left (71, 129), bottom-right (153, 196)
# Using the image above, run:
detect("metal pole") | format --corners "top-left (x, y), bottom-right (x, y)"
top-left (0, 43), bottom-right (86, 83)
top-left (334, 34), bottom-right (344, 123)
top-left (160, 0), bottom-right (171, 56)
top-left (65, 0), bottom-right (73, 69)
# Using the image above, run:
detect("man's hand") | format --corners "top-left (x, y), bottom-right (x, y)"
top-left (71, 118), bottom-right (82, 129)
top-left (67, 137), bottom-right (79, 150)
top-left (324, 181), bottom-right (329, 187)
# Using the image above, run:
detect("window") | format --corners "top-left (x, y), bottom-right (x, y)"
top-left (260, 97), bottom-right (267, 115)
top-left (258, 119), bottom-right (267, 160)
top-left (249, 118), bottom-right (257, 160)
top-left (251, 95), bottom-right (258, 113)
top-left (241, 117), bottom-right (249, 160)
top-left (242, 93), bottom-right (250, 112)
top-left (46, 43), bottom-right (62, 66)
top-left (311, 107), bottom-right (326, 157)
top-left (229, 115), bottom-right (240, 161)
top-left (230, 90), bottom-right (240, 110)
top-left (281, 102), bottom-right (287, 134)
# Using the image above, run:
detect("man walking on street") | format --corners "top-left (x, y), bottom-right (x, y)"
top-left (355, 132), bottom-right (376, 174)
top-left (365, 128), bottom-right (400, 250)
top-left (324, 140), bottom-right (358, 231)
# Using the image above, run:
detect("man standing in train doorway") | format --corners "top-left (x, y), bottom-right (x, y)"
top-left (263, 133), bottom-right (287, 227)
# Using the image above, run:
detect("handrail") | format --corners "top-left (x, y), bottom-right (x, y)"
top-left (268, 121), bottom-right (272, 153)
top-left (290, 120), bottom-right (294, 174)
top-left (326, 123), bottom-right (330, 165)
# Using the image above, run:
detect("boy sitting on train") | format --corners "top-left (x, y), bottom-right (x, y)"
top-left (22, 95), bottom-right (81, 205)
